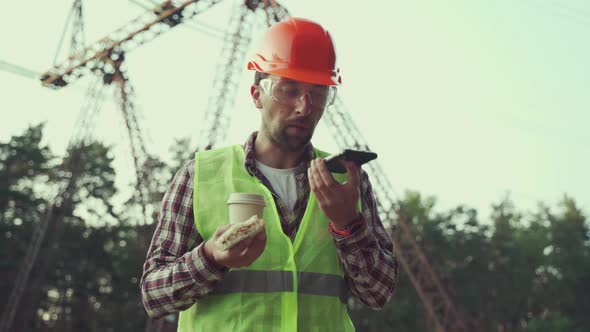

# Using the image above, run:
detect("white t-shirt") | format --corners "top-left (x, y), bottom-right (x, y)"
top-left (255, 160), bottom-right (298, 212)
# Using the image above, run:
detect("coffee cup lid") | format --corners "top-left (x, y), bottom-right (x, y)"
top-left (226, 193), bottom-right (266, 206)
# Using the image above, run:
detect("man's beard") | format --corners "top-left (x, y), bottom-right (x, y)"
top-left (273, 126), bottom-right (313, 152)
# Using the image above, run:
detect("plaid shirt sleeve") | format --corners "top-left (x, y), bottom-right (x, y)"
top-left (140, 160), bottom-right (228, 319)
top-left (329, 170), bottom-right (399, 310)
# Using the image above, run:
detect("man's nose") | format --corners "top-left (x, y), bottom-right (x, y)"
top-left (294, 93), bottom-right (312, 116)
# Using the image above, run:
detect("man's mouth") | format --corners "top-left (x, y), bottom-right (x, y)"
top-left (288, 123), bottom-right (309, 129)
top-left (287, 124), bottom-right (310, 135)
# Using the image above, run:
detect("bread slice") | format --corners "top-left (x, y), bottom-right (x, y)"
top-left (216, 215), bottom-right (265, 250)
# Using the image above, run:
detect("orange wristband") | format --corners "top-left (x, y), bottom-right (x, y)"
top-left (329, 217), bottom-right (364, 237)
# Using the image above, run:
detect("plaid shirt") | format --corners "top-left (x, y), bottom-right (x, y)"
top-left (141, 132), bottom-right (399, 318)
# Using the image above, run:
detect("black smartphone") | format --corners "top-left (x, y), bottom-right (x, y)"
top-left (324, 149), bottom-right (378, 173)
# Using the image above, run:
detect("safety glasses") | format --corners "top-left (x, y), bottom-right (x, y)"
top-left (259, 78), bottom-right (337, 108)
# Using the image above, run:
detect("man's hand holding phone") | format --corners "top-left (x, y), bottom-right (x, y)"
top-left (308, 158), bottom-right (361, 229)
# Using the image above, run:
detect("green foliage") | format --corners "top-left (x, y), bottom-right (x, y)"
top-left (527, 312), bottom-right (585, 332)
top-left (1, 124), bottom-right (55, 312)
top-left (349, 191), bottom-right (589, 332)
top-left (0, 124), bottom-right (156, 331)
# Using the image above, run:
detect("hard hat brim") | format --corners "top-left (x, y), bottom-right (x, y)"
top-left (248, 60), bottom-right (341, 86)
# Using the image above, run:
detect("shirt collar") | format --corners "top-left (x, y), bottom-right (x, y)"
top-left (243, 131), bottom-right (315, 176)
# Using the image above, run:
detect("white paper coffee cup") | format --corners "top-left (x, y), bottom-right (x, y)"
top-left (227, 193), bottom-right (266, 224)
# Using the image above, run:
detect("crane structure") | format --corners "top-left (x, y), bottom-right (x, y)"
top-left (1, 0), bottom-right (471, 331)
top-left (323, 99), bottom-right (469, 332)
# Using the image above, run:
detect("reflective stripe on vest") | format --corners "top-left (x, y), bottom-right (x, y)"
top-left (212, 270), bottom-right (348, 303)
top-left (298, 271), bottom-right (348, 304)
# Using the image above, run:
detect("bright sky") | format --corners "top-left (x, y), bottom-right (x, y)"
top-left (1, 0), bottom-right (589, 219)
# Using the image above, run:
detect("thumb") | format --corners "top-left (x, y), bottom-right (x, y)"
top-left (213, 224), bottom-right (232, 239)
top-left (343, 160), bottom-right (360, 187)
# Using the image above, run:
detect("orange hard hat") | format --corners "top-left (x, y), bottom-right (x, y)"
top-left (247, 17), bottom-right (341, 86)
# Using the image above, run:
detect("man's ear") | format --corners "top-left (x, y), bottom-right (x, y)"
top-left (250, 84), bottom-right (263, 109)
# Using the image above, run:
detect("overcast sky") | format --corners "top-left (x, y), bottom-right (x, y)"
top-left (1, 0), bottom-right (589, 219)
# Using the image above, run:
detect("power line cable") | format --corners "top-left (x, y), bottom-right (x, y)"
top-left (0, 60), bottom-right (41, 79)
top-left (53, 0), bottom-right (80, 66)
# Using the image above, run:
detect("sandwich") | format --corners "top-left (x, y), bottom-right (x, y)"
top-left (216, 215), bottom-right (265, 250)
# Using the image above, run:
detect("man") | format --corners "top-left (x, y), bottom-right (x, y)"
top-left (141, 17), bottom-right (398, 331)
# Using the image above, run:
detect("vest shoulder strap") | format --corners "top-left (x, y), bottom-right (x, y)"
top-left (314, 147), bottom-right (331, 159)
top-left (195, 145), bottom-right (242, 160)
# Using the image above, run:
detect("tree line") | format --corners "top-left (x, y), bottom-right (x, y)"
top-left (1, 124), bottom-right (588, 331)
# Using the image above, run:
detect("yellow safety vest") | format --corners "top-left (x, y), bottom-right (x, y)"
top-left (177, 145), bottom-right (355, 332)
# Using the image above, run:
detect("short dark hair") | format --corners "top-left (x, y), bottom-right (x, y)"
top-left (254, 71), bottom-right (269, 85)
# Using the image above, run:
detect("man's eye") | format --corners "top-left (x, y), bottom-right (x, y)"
top-left (311, 89), bottom-right (328, 98)
top-left (277, 86), bottom-right (301, 97)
